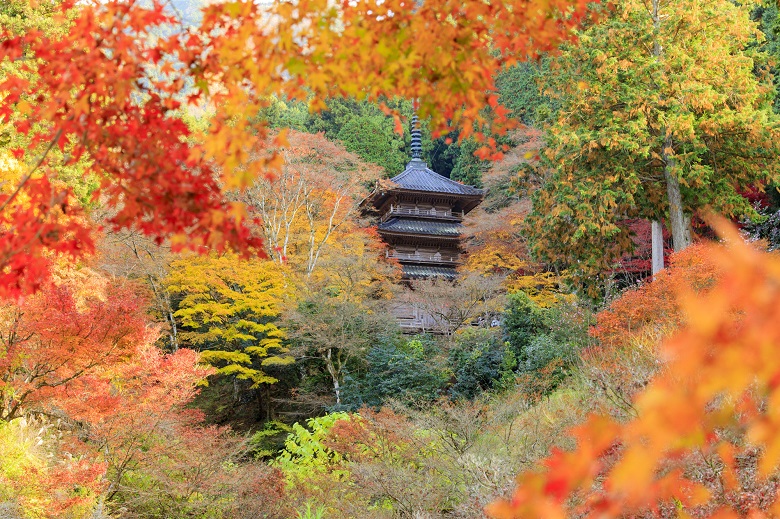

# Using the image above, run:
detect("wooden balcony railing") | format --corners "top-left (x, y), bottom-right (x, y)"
top-left (386, 250), bottom-right (460, 263)
top-left (386, 206), bottom-right (463, 219)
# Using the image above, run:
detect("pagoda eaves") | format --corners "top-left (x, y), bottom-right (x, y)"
top-left (363, 119), bottom-right (485, 282)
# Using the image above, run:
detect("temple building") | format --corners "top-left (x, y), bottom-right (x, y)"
top-left (362, 116), bottom-right (484, 330)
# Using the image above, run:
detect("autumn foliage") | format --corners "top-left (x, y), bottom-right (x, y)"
top-left (487, 223), bottom-right (780, 517)
top-left (0, 264), bottom-right (289, 517)
top-left (591, 243), bottom-right (720, 350)
top-left (9, 0), bottom-right (780, 517)
top-left (0, 0), bottom-right (593, 299)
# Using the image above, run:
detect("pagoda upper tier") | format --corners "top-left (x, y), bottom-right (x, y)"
top-left (363, 118), bottom-right (485, 281)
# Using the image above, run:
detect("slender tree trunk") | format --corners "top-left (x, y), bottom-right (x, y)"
top-left (257, 389), bottom-right (265, 420)
top-left (167, 308), bottom-right (178, 351)
top-left (325, 348), bottom-right (341, 406)
top-left (664, 164), bottom-right (692, 251)
top-left (652, 0), bottom-right (691, 253)
top-left (651, 219), bottom-right (664, 275)
top-left (256, 385), bottom-right (271, 420)
top-left (333, 379), bottom-right (341, 406)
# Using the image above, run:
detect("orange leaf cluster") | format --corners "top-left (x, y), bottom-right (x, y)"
top-left (592, 243), bottom-right (720, 350)
top-left (488, 222), bottom-right (780, 517)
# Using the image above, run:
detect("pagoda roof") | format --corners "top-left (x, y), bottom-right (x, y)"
top-left (389, 159), bottom-right (484, 196)
top-left (402, 264), bottom-right (458, 280)
top-left (360, 115), bottom-right (485, 217)
top-left (378, 217), bottom-right (461, 237)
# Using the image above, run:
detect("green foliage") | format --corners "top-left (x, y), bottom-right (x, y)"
top-left (296, 503), bottom-right (327, 519)
top-left (249, 420), bottom-right (294, 459)
top-left (261, 95), bottom-right (489, 184)
top-left (335, 115), bottom-right (408, 176)
top-left (503, 293), bottom-right (593, 389)
top-left (449, 138), bottom-right (486, 188)
top-left (353, 336), bottom-right (447, 407)
top-left (262, 97), bottom-right (413, 175)
top-left (753, 2), bottom-right (780, 113)
top-left (527, 302), bottom-right (592, 372)
top-left (273, 412), bottom-right (352, 483)
top-left (503, 291), bottom-right (546, 362)
top-left (495, 59), bottom-right (557, 125)
top-left (286, 293), bottom-right (399, 406)
top-left (447, 328), bottom-right (515, 400)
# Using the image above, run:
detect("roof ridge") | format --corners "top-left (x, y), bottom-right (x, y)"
top-left (390, 168), bottom-right (413, 183)
top-left (390, 160), bottom-right (484, 195)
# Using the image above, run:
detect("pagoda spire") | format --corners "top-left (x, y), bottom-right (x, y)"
top-left (410, 115), bottom-right (423, 160)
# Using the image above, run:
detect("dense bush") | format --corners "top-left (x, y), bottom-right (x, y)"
top-left (448, 328), bottom-right (515, 400)
top-left (347, 336), bottom-right (447, 408)
top-left (502, 292), bottom-right (545, 363)
top-left (502, 292), bottom-right (592, 388)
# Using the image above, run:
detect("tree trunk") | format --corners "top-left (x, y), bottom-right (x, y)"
top-left (167, 309), bottom-right (178, 351)
top-left (664, 165), bottom-right (692, 251)
top-left (651, 219), bottom-right (664, 276)
top-left (652, 0), bottom-right (691, 252)
top-left (256, 385), bottom-right (271, 421)
top-left (324, 348), bottom-right (341, 406)
top-left (333, 378), bottom-right (341, 407)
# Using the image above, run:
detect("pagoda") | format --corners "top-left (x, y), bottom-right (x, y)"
top-left (363, 116), bottom-right (485, 330)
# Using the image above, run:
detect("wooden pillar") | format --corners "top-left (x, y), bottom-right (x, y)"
top-left (651, 219), bottom-right (664, 277)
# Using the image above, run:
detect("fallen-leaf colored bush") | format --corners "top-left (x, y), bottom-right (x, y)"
top-left (487, 222), bottom-right (780, 517)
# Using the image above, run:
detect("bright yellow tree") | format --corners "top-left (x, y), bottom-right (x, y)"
top-left (165, 253), bottom-right (293, 387)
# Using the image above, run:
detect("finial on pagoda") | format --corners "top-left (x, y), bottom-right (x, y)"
top-left (410, 115), bottom-right (422, 160)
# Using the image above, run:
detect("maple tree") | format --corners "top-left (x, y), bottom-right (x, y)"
top-left (241, 130), bottom-right (382, 278)
top-left (524, 0), bottom-right (780, 278)
top-left (0, 0), bottom-right (591, 298)
top-left (591, 243), bottom-right (719, 351)
top-left (582, 243), bottom-right (717, 417)
top-left (0, 267), bottom-right (151, 422)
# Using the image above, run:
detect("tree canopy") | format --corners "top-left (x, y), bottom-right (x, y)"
top-left (524, 0), bottom-right (780, 280)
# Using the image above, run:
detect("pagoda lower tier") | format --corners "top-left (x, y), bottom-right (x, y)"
top-left (378, 217), bottom-right (462, 281)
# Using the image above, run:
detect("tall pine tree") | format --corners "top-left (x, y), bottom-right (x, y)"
top-left (525, 0), bottom-right (780, 280)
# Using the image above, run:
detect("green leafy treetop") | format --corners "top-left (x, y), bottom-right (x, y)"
top-left (525, 0), bottom-right (780, 285)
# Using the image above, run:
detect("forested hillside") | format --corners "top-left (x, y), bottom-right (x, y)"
top-left (3, 0), bottom-right (780, 517)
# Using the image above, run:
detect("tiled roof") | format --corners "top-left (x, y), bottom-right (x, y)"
top-left (402, 265), bottom-right (458, 280)
top-left (390, 159), bottom-right (484, 196)
top-left (378, 218), bottom-right (461, 237)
